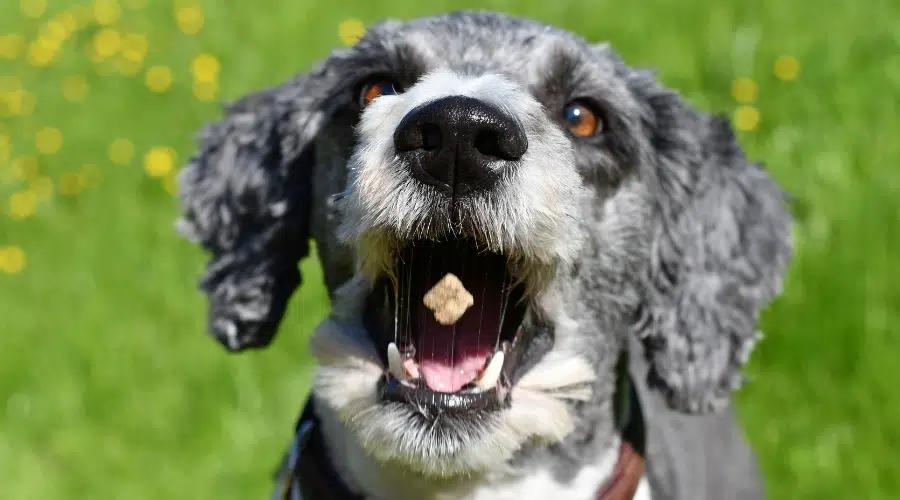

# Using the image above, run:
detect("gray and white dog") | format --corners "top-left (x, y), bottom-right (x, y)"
top-left (176, 10), bottom-right (793, 500)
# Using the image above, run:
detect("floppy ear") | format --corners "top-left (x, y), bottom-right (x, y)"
top-left (176, 56), bottom-right (345, 352)
top-left (630, 70), bottom-right (794, 413)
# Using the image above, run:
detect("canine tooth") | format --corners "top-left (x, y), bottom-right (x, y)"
top-left (475, 351), bottom-right (505, 391)
top-left (387, 343), bottom-right (409, 381)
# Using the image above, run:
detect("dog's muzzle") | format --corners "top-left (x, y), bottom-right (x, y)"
top-left (340, 75), bottom-right (578, 422)
top-left (351, 97), bottom-right (542, 414)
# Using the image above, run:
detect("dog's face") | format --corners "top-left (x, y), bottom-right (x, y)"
top-left (317, 15), bottom-right (659, 476)
top-left (177, 11), bottom-right (793, 480)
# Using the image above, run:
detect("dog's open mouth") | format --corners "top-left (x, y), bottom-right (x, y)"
top-left (365, 238), bottom-right (529, 412)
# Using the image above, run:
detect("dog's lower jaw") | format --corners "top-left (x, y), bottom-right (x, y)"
top-left (315, 405), bottom-right (648, 500)
top-left (307, 291), bottom-right (631, 498)
top-left (305, 253), bottom-right (643, 497)
top-left (308, 317), bottom-right (596, 474)
top-left (310, 364), bottom-right (639, 500)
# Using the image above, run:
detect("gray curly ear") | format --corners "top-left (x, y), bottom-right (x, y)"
top-left (176, 55), bottom-right (345, 352)
top-left (630, 70), bottom-right (794, 413)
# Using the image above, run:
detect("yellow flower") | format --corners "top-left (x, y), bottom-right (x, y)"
top-left (145, 65), bottom-right (173, 93)
top-left (0, 34), bottom-right (25, 60)
top-left (93, 28), bottom-right (121, 59)
top-left (176, 7), bottom-right (205, 35)
top-left (121, 32), bottom-right (148, 62)
top-left (57, 12), bottom-right (78, 33)
top-left (8, 190), bottom-right (38, 219)
top-left (41, 20), bottom-right (70, 44)
top-left (0, 245), bottom-right (27, 274)
top-left (36, 126), bottom-right (63, 155)
top-left (774, 55), bottom-right (800, 82)
top-left (21, 0), bottom-right (47, 19)
top-left (191, 53), bottom-right (220, 82)
top-left (31, 176), bottom-right (54, 200)
top-left (109, 138), bottom-right (134, 165)
top-left (3, 89), bottom-right (36, 116)
top-left (93, 0), bottom-right (122, 26)
top-left (731, 77), bottom-right (758, 103)
top-left (27, 39), bottom-right (57, 67)
top-left (193, 80), bottom-right (218, 102)
top-left (143, 147), bottom-right (176, 177)
top-left (62, 75), bottom-right (89, 102)
top-left (338, 19), bottom-right (366, 46)
top-left (733, 105), bottom-right (760, 132)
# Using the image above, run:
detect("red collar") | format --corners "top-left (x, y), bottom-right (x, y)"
top-left (596, 438), bottom-right (645, 499)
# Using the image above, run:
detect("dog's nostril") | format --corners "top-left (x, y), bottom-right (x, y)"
top-left (421, 123), bottom-right (442, 151)
top-left (473, 126), bottom-right (527, 161)
top-left (474, 130), bottom-right (503, 158)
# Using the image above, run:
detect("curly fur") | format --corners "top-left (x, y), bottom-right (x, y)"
top-left (176, 10), bottom-right (793, 500)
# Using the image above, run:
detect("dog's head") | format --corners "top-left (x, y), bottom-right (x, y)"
top-left (177, 11), bottom-right (792, 479)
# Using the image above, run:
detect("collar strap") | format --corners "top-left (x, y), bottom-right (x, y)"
top-left (274, 400), bottom-right (362, 500)
top-left (598, 350), bottom-right (646, 499)
top-left (276, 355), bottom-right (645, 500)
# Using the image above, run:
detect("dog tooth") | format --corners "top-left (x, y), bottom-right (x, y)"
top-left (475, 351), bottom-right (505, 391)
top-left (387, 343), bottom-right (409, 381)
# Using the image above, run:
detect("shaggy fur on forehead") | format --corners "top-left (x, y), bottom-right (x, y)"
top-left (175, 9), bottom-right (793, 497)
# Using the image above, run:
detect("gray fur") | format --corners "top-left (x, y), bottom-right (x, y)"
top-left (176, 10), bottom-right (793, 499)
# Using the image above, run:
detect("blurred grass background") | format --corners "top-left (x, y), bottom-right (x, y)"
top-left (0, 0), bottom-right (897, 498)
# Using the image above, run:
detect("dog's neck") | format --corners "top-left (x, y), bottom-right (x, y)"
top-left (277, 356), bottom-right (647, 500)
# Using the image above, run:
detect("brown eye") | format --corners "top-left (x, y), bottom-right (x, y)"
top-left (562, 101), bottom-right (602, 137)
top-left (360, 80), bottom-right (400, 107)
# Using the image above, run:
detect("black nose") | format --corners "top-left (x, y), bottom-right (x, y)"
top-left (393, 95), bottom-right (528, 196)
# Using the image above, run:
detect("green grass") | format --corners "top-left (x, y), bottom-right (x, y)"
top-left (1, 0), bottom-right (897, 498)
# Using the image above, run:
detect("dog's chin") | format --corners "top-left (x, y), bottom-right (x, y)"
top-left (309, 236), bottom-right (598, 478)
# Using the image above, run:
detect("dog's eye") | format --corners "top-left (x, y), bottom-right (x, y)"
top-left (562, 101), bottom-right (602, 137)
top-left (360, 80), bottom-right (400, 107)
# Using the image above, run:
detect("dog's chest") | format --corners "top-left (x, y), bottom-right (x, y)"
top-left (465, 476), bottom-right (652, 500)
top-left (443, 448), bottom-right (653, 500)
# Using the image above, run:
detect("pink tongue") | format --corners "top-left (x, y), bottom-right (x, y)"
top-left (419, 353), bottom-right (491, 393)
top-left (414, 292), bottom-right (497, 393)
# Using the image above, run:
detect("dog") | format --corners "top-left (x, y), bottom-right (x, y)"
top-left (175, 10), bottom-right (794, 500)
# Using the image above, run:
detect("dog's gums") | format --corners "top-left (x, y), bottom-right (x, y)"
top-left (386, 341), bottom-right (505, 392)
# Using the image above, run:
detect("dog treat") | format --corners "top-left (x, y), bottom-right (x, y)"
top-left (423, 273), bottom-right (474, 325)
